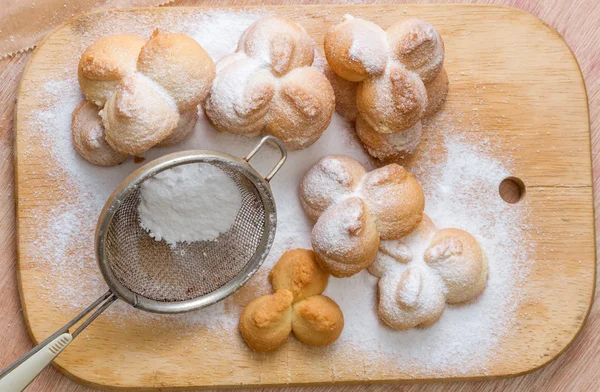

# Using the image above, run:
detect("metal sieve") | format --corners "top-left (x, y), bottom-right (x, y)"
top-left (0, 135), bottom-right (287, 391)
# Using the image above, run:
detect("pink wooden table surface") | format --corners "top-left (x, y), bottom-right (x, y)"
top-left (0, 0), bottom-right (599, 390)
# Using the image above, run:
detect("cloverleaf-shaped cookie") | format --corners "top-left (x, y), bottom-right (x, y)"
top-left (300, 155), bottom-right (425, 277)
top-left (369, 215), bottom-right (488, 330)
top-left (75, 30), bottom-right (215, 162)
top-left (324, 16), bottom-right (449, 161)
top-left (239, 249), bottom-right (344, 352)
top-left (205, 16), bottom-right (335, 151)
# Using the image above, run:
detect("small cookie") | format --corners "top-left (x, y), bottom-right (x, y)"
top-left (361, 163), bottom-right (425, 239)
top-left (204, 16), bottom-right (334, 151)
top-left (72, 101), bottom-right (128, 166)
top-left (269, 249), bottom-right (329, 302)
top-left (299, 155), bottom-right (367, 221)
top-left (424, 228), bottom-right (488, 303)
top-left (239, 289), bottom-right (293, 352)
top-left (292, 295), bottom-right (344, 346)
top-left (311, 197), bottom-right (380, 278)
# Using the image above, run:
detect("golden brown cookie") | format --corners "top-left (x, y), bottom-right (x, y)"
top-left (204, 16), bottom-right (335, 150)
top-left (311, 197), bottom-right (380, 277)
top-left (323, 16), bottom-right (448, 161)
top-left (269, 249), bottom-right (329, 302)
top-left (292, 295), bottom-right (344, 346)
top-left (78, 35), bottom-right (145, 107)
top-left (72, 101), bottom-right (129, 166)
top-left (239, 289), bottom-right (293, 352)
top-left (361, 164), bottom-right (425, 239)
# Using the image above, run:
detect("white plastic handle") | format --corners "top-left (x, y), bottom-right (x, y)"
top-left (0, 333), bottom-right (73, 391)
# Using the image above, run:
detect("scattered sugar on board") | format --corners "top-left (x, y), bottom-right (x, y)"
top-left (22, 9), bottom-right (534, 377)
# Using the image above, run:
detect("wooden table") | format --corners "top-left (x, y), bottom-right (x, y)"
top-left (0, 0), bottom-right (598, 390)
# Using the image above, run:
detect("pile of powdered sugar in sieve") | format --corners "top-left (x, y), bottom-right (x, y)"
top-left (138, 163), bottom-right (243, 246)
top-left (23, 9), bottom-right (534, 376)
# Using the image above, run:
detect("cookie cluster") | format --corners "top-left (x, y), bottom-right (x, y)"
top-left (74, 30), bottom-right (215, 164)
top-left (205, 16), bottom-right (335, 151)
top-left (324, 15), bottom-right (448, 161)
top-left (300, 155), bottom-right (424, 277)
top-left (368, 216), bottom-right (488, 330)
top-left (239, 249), bottom-right (344, 352)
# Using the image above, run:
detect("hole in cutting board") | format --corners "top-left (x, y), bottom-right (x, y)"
top-left (499, 177), bottom-right (525, 204)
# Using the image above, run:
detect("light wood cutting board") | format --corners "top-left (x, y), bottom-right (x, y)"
top-left (14, 5), bottom-right (595, 389)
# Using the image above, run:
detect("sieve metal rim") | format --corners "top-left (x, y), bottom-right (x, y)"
top-left (95, 140), bottom-right (284, 314)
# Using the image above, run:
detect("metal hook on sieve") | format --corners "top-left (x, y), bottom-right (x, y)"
top-left (244, 135), bottom-right (287, 182)
top-left (0, 136), bottom-right (288, 391)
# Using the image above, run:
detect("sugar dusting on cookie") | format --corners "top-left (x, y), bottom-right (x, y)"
top-left (22, 9), bottom-right (533, 378)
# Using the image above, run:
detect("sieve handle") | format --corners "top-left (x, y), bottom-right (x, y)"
top-left (0, 291), bottom-right (117, 391)
top-left (244, 135), bottom-right (287, 182)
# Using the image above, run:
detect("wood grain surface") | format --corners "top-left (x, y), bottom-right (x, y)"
top-left (14, 3), bottom-right (595, 389)
top-left (1, 0), bottom-right (599, 391)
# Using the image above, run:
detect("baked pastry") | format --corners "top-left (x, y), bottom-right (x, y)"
top-left (361, 163), bottom-right (425, 239)
top-left (240, 252), bottom-right (344, 351)
top-left (156, 109), bottom-right (198, 147)
top-left (355, 116), bottom-right (422, 162)
top-left (78, 35), bottom-right (145, 107)
top-left (76, 30), bottom-right (215, 161)
top-left (368, 214), bottom-right (436, 277)
top-left (71, 101), bottom-right (128, 166)
top-left (136, 32), bottom-right (214, 112)
top-left (324, 15), bottom-right (447, 160)
top-left (205, 16), bottom-right (335, 150)
top-left (239, 289), bottom-right (293, 352)
top-left (311, 197), bottom-right (380, 277)
top-left (268, 249), bottom-right (329, 302)
top-left (292, 295), bottom-right (344, 346)
top-left (367, 215), bottom-right (488, 330)
top-left (101, 73), bottom-right (180, 155)
top-left (424, 229), bottom-right (488, 303)
top-left (300, 155), bottom-right (424, 276)
top-left (299, 155), bottom-right (366, 221)
top-left (378, 266), bottom-right (446, 330)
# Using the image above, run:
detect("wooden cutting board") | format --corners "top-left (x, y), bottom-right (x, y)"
top-left (14, 4), bottom-right (594, 389)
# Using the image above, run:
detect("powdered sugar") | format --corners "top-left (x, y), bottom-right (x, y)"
top-left (138, 163), bottom-right (242, 246)
top-left (345, 16), bottom-right (389, 75)
top-left (396, 267), bottom-right (422, 308)
top-left (20, 9), bottom-right (534, 379)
